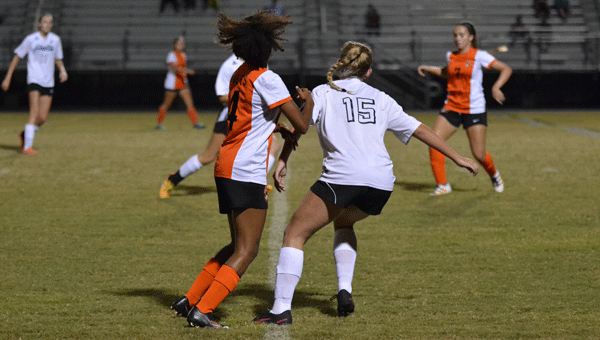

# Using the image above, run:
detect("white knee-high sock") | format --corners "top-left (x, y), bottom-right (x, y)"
top-left (267, 154), bottom-right (276, 173)
top-left (179, 155), bottom-right (202, 178)
top-left (271, 247), bottom-right (303, 314)
top-left (23, 124), bottom-right (37, 150)
top-left (333, 229), bottom-right (357, 293)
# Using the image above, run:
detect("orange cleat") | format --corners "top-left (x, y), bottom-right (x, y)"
top-left (22, 147), bottom-right (38, 156)
top-left (159, 178), bottom-right (174, 198)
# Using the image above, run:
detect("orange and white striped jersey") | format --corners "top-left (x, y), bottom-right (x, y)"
top-left (214, 63), bottom-right (292, 185)
top-left (164, 50), bottom-right (188, 91)
top-left (443, 48), bottom-right (496, 114)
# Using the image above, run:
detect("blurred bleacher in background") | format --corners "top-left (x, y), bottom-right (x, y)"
top-left (2, 0), bottom-right (599, 72)
top-left (1, 0), bottom-right (599, 109)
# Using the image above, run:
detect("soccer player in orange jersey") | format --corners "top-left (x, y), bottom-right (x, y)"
top-left (155, 36), bottom-right (205, 130)
top-left (170, 11), bottom-right (314, 329)
top-left (158, 54), bottom-right (281, 199)
top-left (418, 22), bottom-right (512, 195)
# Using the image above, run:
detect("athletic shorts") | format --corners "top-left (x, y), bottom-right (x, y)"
top-left (213, 106), bottom-right (229, 135)
top-left (310, 180), bottom-right (392, 216)
top-left (27, 83), bottom-right (54, 96)
top-left (440, 110), bottom-right (487, 129)
top-left (215, 177), bottom-right (269, 214)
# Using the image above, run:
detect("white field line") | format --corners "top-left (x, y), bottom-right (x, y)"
top-left (264, 169), bottom-right (290, 340)
top-left (515, 118), bottom-right (600, 140)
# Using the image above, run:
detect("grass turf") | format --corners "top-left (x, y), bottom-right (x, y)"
top-left (0, 111), bottom-right (599, 339)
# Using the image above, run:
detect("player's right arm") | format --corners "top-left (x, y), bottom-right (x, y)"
top-left (279, 86), bottom-right (313, 134)
top-left (417, 65), bottom-right (448, 79)
top-left (2, 55), bottom-right (21, 92)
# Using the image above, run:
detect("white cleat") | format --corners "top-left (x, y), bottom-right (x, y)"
top-left (491, 172), bottom-right (504, 193)
top-left (431, 183), bottom-right (452, 196)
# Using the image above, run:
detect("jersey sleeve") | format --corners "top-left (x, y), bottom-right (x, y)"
top-left (383, 94), bottom-right (422, 145)
top-left (476, 50), bottom-right (497, 69)
top-left (309, 84), bottom-right (326, 126)
top-left (14, 35), bottom-right (32, 58)
top-left (166, 51), bottom-right (177, 65)
top-left (54, 36), bottom-right (64, 60)
top-left (215, 59), bottom-right (233, 96)
top-left (445, 51), bottom-right (452, 66)
top-left (255, 71), bottom-right (292, 109)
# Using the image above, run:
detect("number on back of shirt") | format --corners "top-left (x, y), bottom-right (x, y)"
top-left (342, 97), bottom-right (376, 124)
top-left (227, 90), bottom-right (240, 131)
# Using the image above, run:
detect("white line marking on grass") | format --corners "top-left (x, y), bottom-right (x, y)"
top-left (516, 118), bottom-right (600, 140)
top-left (264, 170), bottom-right (290, 340)
top-left (543, 168), bottom-right (559, 173)
top-left (0, 169), bottom-right (10, 175)
top-left (559, 126), bottom-right (600, 140)
top-left (517, 118), bottom-right (550, 128)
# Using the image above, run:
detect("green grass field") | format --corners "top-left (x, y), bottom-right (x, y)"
top-left (1, 111), bottom-right (599, 339)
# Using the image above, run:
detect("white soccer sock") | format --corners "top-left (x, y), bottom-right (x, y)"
top-left (271, 247), bottom-right (304, 314)
top-left (333, 230), bottom-right (357, 294)
top-left (179, 155), bottom-right (202, 178)
top-left (23, 124), bottom-right (37, 150)
top-left (267, 154), bottom-right (276, 173)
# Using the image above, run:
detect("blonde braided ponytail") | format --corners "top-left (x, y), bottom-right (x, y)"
top-left (326, 41), bottom-right (373, 93)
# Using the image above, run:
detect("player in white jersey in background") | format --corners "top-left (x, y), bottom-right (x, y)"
top-left (254, 41), bottom-right (479, 325)
top-left (2, 13), bottom-right (68, 155)
top-left (159, 54), bottom-right (281, 198)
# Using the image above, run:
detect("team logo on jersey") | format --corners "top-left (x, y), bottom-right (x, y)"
top-left (465, 60), bottom-right (472, 67)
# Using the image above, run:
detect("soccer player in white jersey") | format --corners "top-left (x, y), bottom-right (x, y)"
top-left (2, 13), bottom-right (68, 155)
top-left (159, 54), bottom-right (281, 198)
top-left (418, 22), bottom-right (512, 195)
top-left (254, 41), bottom-right (479, 325)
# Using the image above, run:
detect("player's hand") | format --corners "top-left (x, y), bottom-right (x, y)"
top-left (295, 86), bottom-right (311, 102)
top-left (492, 87), bottom-right (505, 105)
top-left (59, 71), bottom-right (68, 83)
top-left (1, 78), bottom-right (10, 92)
top-left (276, 122), bottom-right (298, 150)
top-left (456, 157), bottom-right (479, 176)
top-left (187, 68), bottom-right (195, 76)
top-left (273, 159), bottom-right (288, 192)
top-left (417, 66), bottom-right (427, 77)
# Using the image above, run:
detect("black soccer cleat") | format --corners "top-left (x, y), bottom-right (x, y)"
top-left (171, 296), bottom-right (192, 317)
top-left (253, 310), bottom-right (293, 325)
top-left (187, 306), bottom-right (228, 329)
top-left (332, 289), bottom-right (355, 317)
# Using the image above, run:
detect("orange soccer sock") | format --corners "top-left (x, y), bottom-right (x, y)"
top-left (157, 108), bottom-right (167, 125)
top-left (185, 258), bottom-right (222, 306)
top-left (187, 108), bottom-right (198, 126)
top-left (480, 152), bottom-right (498, 177)
top-left (429, 147), bottom-right (447, 185)
top-left (195, 265), bottom-right (240, 314)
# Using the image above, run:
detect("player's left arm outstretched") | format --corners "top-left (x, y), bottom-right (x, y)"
top-left (489, 60), bottom-right (512, 105)
top-left (412, 124), bottom-right (479, 176)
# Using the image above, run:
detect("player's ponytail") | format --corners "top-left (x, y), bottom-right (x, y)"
top-left (326, 41), bottom-right (372, 93)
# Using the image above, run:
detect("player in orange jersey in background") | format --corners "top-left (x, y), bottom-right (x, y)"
top-left (170, 11), bottom-right (314, 329)
top-left (418, 22), bottom-right (512, 195)
top-left (156, 36), bottom-right (205, 130)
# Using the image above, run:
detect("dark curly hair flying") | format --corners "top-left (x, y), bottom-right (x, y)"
top-left (216, 11), bottom-right (292, 69)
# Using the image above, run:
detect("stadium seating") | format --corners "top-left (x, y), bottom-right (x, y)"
top-left (0, 0), bottom-right (596, 72)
